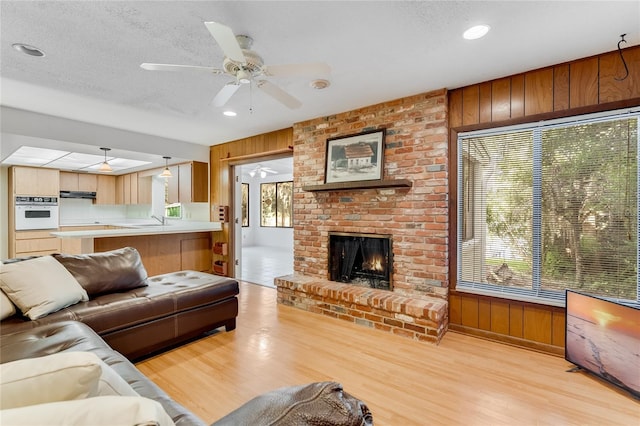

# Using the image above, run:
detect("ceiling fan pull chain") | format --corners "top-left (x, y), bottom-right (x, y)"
top-left (249, 80), bottom-right (254, 114)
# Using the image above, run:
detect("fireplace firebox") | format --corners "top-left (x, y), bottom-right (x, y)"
top-left (328, 232), bottom-right (392, 290)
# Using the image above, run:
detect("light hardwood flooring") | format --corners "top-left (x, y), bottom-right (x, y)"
top-left (136, 282), bottom-right (639, 425)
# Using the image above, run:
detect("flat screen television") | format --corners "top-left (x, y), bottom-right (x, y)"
top-left (565, 289), bottom-right (640, 399)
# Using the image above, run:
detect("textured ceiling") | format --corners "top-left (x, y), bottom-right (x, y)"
top-left (1, 1), bottom-right (639, 148)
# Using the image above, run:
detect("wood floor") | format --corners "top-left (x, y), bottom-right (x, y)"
top-left (136, 282), bottom-right (639, 425)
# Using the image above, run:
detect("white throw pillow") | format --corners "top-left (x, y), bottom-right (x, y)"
top-left (0, 396), bottom-right (175, 426)
top-left (0, 256), bottom-right (88, 320)
top-left (0, 351), bottom-right (138, 410)
top-left (95, 358), bottom-right (140, 397)
top-left (0, 289), bottom-right (16, 320)
top-left (0, 352), bottom-right (100, 409)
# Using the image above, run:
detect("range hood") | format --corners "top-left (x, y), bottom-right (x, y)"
top-left (60, 191), bottom-right (97, 199)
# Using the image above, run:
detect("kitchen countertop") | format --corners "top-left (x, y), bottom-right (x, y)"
top-left (51, 220), bottom-right (222, 238)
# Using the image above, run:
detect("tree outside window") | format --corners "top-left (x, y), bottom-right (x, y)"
top-left (261, 181), bottom-right (293, 228)
top-left (458, 112), bottom-right (638, 303)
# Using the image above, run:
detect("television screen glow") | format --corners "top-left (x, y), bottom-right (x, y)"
top-left (565, 290), bottom-right (640, 398)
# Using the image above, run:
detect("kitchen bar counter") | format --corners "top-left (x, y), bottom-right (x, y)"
top-left (51, 221), bottom-right (222, 238)
top-left (50, 221), bottom-right (222, 276)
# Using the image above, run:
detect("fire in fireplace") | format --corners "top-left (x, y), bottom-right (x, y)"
top-left (328, 232), bottom-right (392, 290)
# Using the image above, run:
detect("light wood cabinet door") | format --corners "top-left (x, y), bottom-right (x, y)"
top-left (129, 173), bottom-right (138, 204)
top-left (178, 164), bottom-right (192, 203)
top-left (96, 175), bottom-right (116, 205)
top-left (13, 167), bottom-right (60, 196)
top-left (138, 175), bottom-right (152, 204)
top-left (14, 230), bottom-right (61, 257)
top-left (115, 175), bottom-right (125, 204)
top-left (60, 172), bottom-right (79, 191)
top-left (176, 162), bottom-right (208, 203)
top-left (123, 174), bottom-right (131, 204)
top-left (78, 174), bottom-right (98, 192)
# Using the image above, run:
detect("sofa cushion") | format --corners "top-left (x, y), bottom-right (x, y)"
top-left (0, 256), bottom-right (89, 320)
top-left (212, 381), bottom-right (373, 426)
top-left (0, 396), bottom-right (175, 426)
top-left (54, 247), bottom-right (148, 297)
top-left (0, 321), bottom-right (208, 426)
top-left (0, 351), bottom-right (101, 409)
top-left (0, 290), bottom-right (16, 320)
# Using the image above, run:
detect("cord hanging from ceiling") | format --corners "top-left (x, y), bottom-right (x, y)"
top-left (614, 33), bottom-right (629, 81)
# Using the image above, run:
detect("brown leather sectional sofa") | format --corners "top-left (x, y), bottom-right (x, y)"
top-left (0, 247), bottom-right (239, 425)
top-left (0, 248), bottom-right (373, 425)
top-left (0, 247), bottom-right (239, 360)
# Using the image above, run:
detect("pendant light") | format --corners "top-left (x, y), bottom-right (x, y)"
top-left (159, 156), bottom-right (172, 178)
top-left (99, 147), bottom-right (112, 173)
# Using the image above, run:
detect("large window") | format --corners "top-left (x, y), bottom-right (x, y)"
top-left (261, 181), bottom-right (293, 227)
top-left (458, 110), bottom-right (639, 305)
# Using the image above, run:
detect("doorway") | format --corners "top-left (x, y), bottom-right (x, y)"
top-left (233, 157), bottom-right (294, 287)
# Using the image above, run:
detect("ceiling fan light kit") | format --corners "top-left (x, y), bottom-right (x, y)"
top-left (140, 21), bottom-right (329, 110)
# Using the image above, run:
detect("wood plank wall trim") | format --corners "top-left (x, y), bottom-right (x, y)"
top-left (449, 44), bottom-right (640, 128)
top-left (447, 44), bottom-right (640, 353)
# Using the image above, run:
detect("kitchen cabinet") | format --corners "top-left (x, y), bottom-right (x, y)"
top-left (12, 166), bottom-right (59, 196)
top-left (166, 162), bottom-right (208, 204)
top-left (13, 230), bottom-right (61, 258)
top-left (96, 175), bottom-right (116, 205)
top-left (116, 173), bottom-right (140, 205)
top-left (60, 172), bottom-right (98, 192)
top-left (180, 162), bottom-right (208, 203)
top-left (138, 175), bottom-right (152, 204)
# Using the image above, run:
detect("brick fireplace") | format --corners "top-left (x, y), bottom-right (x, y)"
top-left (276, 89), bottom-right (450, 343)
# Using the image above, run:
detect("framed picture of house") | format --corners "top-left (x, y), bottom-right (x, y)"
top-left (324, 129), bottom-right (385, 184)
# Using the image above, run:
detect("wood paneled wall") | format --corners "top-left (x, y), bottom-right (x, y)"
top-left (450, 45), bottom-right (640, 127)
top-left (448, 45), bottom-right (640, 354)
top-left (209, 128), bottom-right (293, 275)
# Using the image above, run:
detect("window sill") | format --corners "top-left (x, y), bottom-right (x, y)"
top-left (453, 286), bottom-right (566, 308)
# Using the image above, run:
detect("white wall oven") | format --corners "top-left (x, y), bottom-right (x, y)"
top-left (15, 196), bottom-right (59, 230)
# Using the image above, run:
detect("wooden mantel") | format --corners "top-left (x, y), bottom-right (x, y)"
top-left (302, 179), bottom-right (412, 192)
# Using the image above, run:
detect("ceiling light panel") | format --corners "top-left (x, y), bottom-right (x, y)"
top-left (82, 157), bottom-right (151, 172)
top-left (46, 152), bottom-right (108, 170)
top-left (1, 146), bottom-right (69, 166)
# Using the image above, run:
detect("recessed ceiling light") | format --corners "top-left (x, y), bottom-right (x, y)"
top-left (223, 110), bottom-right (237, 117)
top-left (310, 79), bottom-right (330, 90)
top-left (463, 25), bottom-right (490, 40)
top-left (12, 43), bottom-right (45, 57)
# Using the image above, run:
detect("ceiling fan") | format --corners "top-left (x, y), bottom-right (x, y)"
top-left (140, 21), bottom-right (330, 109)
top-left (248, 164), bottom-right (278, 178)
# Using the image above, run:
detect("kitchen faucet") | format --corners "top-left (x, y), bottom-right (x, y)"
top-left (151, 214), bottom-right (166, 225)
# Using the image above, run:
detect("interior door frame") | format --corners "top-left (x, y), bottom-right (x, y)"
top-left (227, 151), bottom-right (293, 279)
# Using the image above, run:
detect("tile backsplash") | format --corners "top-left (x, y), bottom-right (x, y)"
top-left (59, 198), bottom-right (209, 225)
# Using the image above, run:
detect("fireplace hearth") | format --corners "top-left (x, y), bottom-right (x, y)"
top-left (328, 232), bottom-right (392, 290)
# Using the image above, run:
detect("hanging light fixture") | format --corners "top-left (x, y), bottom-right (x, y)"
top-left (159, 156), bottom-right (172, 178)
top-left (98, 147), bottom-right (113, 173)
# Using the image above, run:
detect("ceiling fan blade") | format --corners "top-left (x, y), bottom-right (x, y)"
top-left (204, 21), bottom-right (246, 64)
top-left (140, 63), bottom-right (224, 74)
top-left (212, 82), bottom-right (241, 107)
top-left (256, 80), bottom-right (301, 109)
top-left (264, 168), bottom-right (278, 174)
top-left (264, 62), bottom-right (331, 77)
